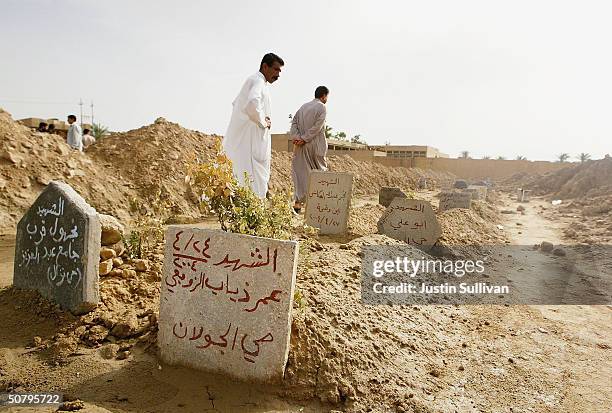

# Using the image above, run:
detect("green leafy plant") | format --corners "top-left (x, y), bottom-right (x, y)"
top-left (188, 139), bottom-right (293, 239)
top-left (92, 123), bottom-right (110, 140)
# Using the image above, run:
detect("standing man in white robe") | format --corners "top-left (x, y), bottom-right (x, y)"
top-left (66, 114), bottom-right (83, 151)
top-left (223, 53), bottom-right (284, 199)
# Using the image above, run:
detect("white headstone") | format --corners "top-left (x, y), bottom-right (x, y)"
top-left (13, 181), bottom-right (100, 314)
top-left (466, 185), bottom-right (488, 201)
top-left (377, 198), bottom-right (441, 249)
top-left (159, 227), bottom-right (298, 383)
top-left (305, 171), bottom-right (353, 234)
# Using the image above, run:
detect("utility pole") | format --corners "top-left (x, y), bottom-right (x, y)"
top-left (90, 100), bottom-right (94, 126)
top-left (79, 98), bottom-right (83, 128)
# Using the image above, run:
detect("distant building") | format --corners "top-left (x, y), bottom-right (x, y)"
top-left (369, 145), bottom-right (449, 158)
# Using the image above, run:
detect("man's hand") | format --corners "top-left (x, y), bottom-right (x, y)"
top-left (265, 116), bottom-right (271, 129)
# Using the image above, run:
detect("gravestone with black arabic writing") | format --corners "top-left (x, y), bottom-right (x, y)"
top-left (438, 191), bottom-right (473, 212)
top-left (159, 226), bottom-right (298, 383)
top-left (13, 181), bottom-right (100, 314)
top-left (305, 171), bottom-right (353, 235)
top-left (377, 198), bottom-right (441, 250)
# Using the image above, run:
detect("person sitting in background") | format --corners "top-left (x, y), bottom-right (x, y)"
top-left (66, 114), bottom-right (83, 151)
top-left (82, 128), bottom-right (96, 148)
top-left (47, 124), bottom-right (56, 134)
top-left (37, 122), bottom-right (48, 132)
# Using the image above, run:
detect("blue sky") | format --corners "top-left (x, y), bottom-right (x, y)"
top-left (1, 0), bottom-right (610, 160)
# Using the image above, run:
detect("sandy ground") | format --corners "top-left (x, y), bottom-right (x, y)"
top-left (0, 194), bottom-right (610, 412)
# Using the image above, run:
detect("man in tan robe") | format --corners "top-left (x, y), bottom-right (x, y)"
top-left (290, 86), bottom-right (329, 212)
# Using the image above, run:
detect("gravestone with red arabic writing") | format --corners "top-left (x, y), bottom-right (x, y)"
top-left (13, 181), bottom-right (100, 314)
top-left (377, 198), bottom-right (441, 250)
top-left (305, 171), bottom-right (353, 235)
top-left (159, 226), bottom-right (298, 383)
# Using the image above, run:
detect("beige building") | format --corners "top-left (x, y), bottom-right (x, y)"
top-left (369, 145), bottom-right (449, 159)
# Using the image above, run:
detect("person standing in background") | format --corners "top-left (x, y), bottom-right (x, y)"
top-left (82, 128), bottom-right (96, 148)
top-left (290, 86), bottom-right (329, 213)
top-left (66, 114), bottom-right (83, 151)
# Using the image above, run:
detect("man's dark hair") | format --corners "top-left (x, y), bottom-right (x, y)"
top-left (47, 124), bottom-right (55, 131)
top-left (83, 128), bottom-right (90, 134)
top-left (68, 114), bottom-right (77, 121)
top-left (315, 86), bottom-right (329, 99)
top-left (260, 53), bottom-right (284, 69)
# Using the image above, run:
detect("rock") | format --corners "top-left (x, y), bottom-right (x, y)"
top-left (55, 145), bottom-right (70, 156)
top-left (517, 205), bottom-right (525, 212)
top-left (116, 350), bottom-right (130, 360)
top-left (552, 247), bottom-right (566, 256)
top-left (122, 269), bottom-right (137, 279)
top-left (1, 149), bottom-right (23, 165)
top-left (100, 247), bottom-right (117, 260)
top-left (112, 243), bottom-right (126, 257)
top-left (453, 179), bottom-right (468, 189)
top-left (134, 259), bottom-right (150, 272)
top-left (99, 344), bottom-right (120, 360)
top-left (83, 325), bottom-right (109, 344)
top-left (32, 336), bottom-right (43, 346)
top-left (540, 241), bottom-right (554, 252)
top-left (109, 269), bottom-right (123, 277)
top-left (99, 214), bottom-right (124, 246)
top-left (501, 210), bottom-right (515, 214)
top-left (112, 257), bottom-right (124, 267)
top-left (110, 313), bottom-right (139, 338)
top-left (99, 259), bottom-right (114, 276)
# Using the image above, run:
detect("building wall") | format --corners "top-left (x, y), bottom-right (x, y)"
top-left (408, 158), bottom-right (569, 179)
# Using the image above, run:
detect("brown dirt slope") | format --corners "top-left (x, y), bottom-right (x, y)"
top-left (0, 108), bottom-right (140, 232)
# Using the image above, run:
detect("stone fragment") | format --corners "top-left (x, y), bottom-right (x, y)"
top-left (134, 259), bottom-right (149, 272)
top-left (112, 257), bottom-right (123, 267)
top-left (540, 241), bottom-right (554, 252)
top-left (100, 247), bottom-right (117, 260)
top-left (552, 247), bottom-right (566, 256)
top-left (110, 313), bottom-right (139, 338)
top-left (99, 259), bottom-right (113, 276)
top-left (99, 214), bottom-right (124, 246)
top-left (453, 180), bottom-right (468, 189)
top-left (378, 187), bottom-right (407, 208)
top-left (122, 269), bottom-right (137, 278)
top-left (438, 191), bottom-right (472, 212)
top-left (99, 344), bottom-right (120, 360)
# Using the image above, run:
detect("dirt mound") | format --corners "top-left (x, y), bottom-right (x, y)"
top-left (524, 158), bottom-right (612, 199)
top-left (0, 108), bottom-right (141, 232)
top-left (271, 151), bottom-right (455, 196)
top-left (87, 118), bottom-right (218, 221)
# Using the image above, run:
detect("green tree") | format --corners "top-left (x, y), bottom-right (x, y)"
top-left (324, 125), bottom-right (333, 139)
top-left (334, 131), bottom-right (348, 141)
top-left (496, 156), bottom-right (506, 160)
top-left (460, 151), bottom-right (470, 159)
top-left (516, 155), bottom-right (527, 160)
top-left (578, 153), bottom-right (591, 163)
top-left (351, 134), bottom-right (366, 144)
top-left (557, 153), bottom-right (570, 162)
top-left (92, 123), bottom-right (110, 140)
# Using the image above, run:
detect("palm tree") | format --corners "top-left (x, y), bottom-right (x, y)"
top-left (482, 155), bottom-right (491, 160)
top-left (324, 125), bottom-right (333, 139)
top-left (516, 155), bottom-right (527, 160)
top-left (335, 131), bottom-right (348, 141)
top-left (557, 153), bottom-right (570, 162)
top-left (460, 151), bottom-right (470, 159)
top-left (578, 153), bottom-right (591, 163)
top-left (92, 123), bottom-right (110, 140)
top-left (496, 156), bottom-right (506, 160)
top-left (351, 134), bottom-right (366, 144)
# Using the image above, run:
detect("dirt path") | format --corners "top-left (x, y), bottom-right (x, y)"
top-left (473, 194), bottom-right (612, 411)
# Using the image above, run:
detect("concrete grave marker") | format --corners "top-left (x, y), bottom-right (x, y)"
top-left (377, 198), bottom-right (441, 249)
top-left (453, 179), bottom-right (468, 189)
top-left (13, 181), bottom-right (100, 314)
top-left (379, 187), bottom-right (407, 208)
top-left (305, 171), bottom-right (353, 234)
top-left (438, 191), bottom-right (473, 212)
top-left (159, 227), bottom-right (298, 383)
top-left (466, 185), bottom-right (488, 201)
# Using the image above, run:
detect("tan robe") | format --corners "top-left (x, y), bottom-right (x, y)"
top-left (290, 99), bottom-right (328, 203)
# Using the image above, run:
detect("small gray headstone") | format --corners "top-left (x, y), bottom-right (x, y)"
top-left (466, 185), bottom-right (488, 201)
top-left (377, 198), bottom-right (441, 249)
top-left (378, 187), bottom-right (407, 208)
top-left (305, 171), bottom-right (353, 234)
top-left (159, 227), bottom-right (298, 383)
top-left (438, 191), bottom-right (472, 212)
top-left (453, 179), bottom-right (468, 189)
top-left (13, 181), bottom-right (100, 314)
